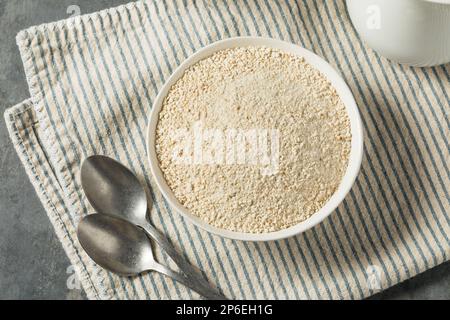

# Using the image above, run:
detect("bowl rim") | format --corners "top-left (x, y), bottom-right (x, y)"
top-left (146, 36), bottom-right (364, 242)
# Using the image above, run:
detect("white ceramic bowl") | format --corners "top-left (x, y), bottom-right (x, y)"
top-left (147, 37), bottom-right (364, 242)
top-left (347, 0), bottom-right (450, 67)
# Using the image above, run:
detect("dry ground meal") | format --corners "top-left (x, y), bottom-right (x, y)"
top-left (156, 46), bottom-right (351, 233)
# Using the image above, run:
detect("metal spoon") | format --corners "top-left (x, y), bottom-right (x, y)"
top-left (77, 213), bottom-right (222, 299)
top-left (80, 155), bottom-right (225, 299)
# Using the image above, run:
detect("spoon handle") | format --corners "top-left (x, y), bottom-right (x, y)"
top-left (151, 261), bottom-right (226, 300)
top-left (140, 222), bottom-right (227, 300)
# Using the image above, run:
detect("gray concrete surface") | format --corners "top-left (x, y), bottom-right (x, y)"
top-left (0, 0), bottom-right (449, 300)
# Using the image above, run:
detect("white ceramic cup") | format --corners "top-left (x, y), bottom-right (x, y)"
top-left (147, 37), bottom-right (364, 242)
top-left (346, 0), bottom-right (450, 67)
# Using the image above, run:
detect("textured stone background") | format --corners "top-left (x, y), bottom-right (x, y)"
top-left (0, 0), bottom-right (449, 300)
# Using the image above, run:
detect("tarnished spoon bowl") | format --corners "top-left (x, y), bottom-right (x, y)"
top-left (77, 214), bottom-right (155, 276)
top-left (81, 155), bottom-right (147, 226)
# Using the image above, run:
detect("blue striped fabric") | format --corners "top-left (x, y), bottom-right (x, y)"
top-left (4, 0), bottom-right (449, 299)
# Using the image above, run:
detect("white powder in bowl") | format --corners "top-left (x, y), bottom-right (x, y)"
top-left (156, 46), bottom-right (351, 233)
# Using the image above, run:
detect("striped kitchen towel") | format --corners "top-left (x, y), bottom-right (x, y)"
top-left (4, 0), bottom-right (449, 300)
